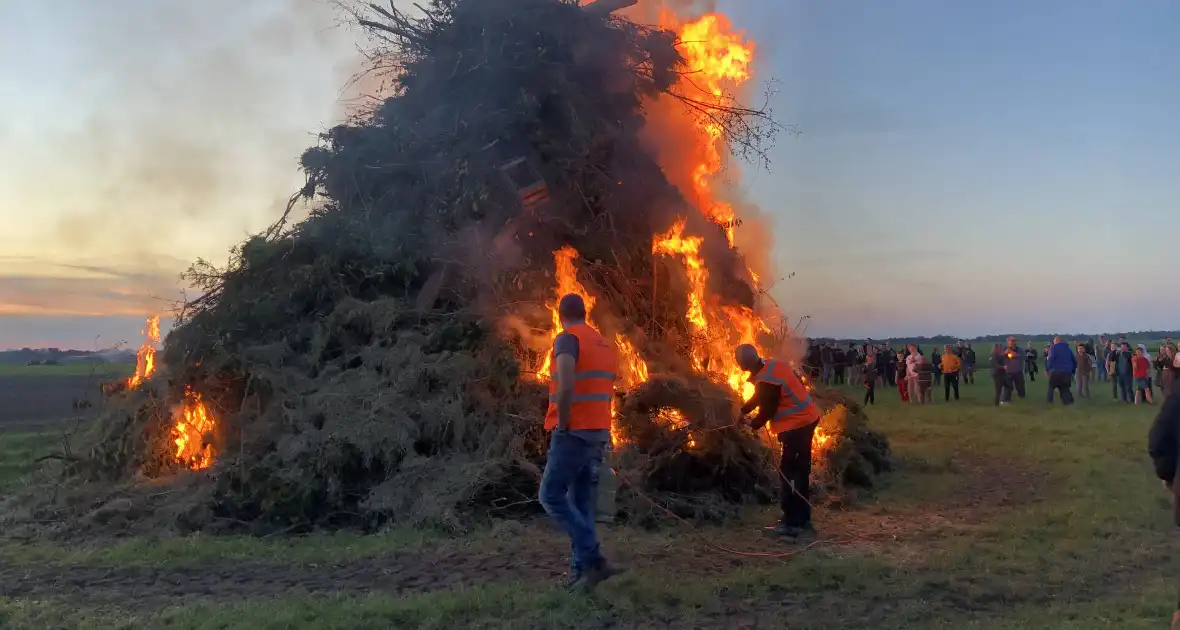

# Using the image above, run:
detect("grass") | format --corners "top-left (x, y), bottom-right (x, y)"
top-left (0, 362), bottom-right (134, 377)
top-left (0, 375), bottom-right (1175, 629)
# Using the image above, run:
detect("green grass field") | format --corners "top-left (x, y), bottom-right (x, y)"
top-left (0, 362), bottom-right (134, 377)
top-left (0, 374), bottom-right (1175, 629)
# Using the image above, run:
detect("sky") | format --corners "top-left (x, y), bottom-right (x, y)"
top-left (1, 0), bottom-right (1177, 348)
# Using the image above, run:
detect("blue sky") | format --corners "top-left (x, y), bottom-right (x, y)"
top-left (1, 0), bottom-right (1177, 348)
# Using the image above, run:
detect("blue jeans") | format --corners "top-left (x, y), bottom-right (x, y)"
top-left (540, 430), bottom-right (607, 575)
top-left (1096, 361), bottom-right (1107, 381)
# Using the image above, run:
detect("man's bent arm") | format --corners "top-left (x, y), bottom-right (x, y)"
top-left (555, 353), bottom-right (576, 431)
top-left (747, 382), bottom-right (781, 430)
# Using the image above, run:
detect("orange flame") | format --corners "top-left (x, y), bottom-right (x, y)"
top-left (172, 386), bottom-right (216, 470)
top-left (126, 315), bottom-right (160, 389)
top-left (537, 246), bottom-right (598, 381)
top-left (664, 12), bottom-right (754, 245)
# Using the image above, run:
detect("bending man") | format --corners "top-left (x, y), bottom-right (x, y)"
top-left (736, 344), bottom-right (823, 539)
top-left (539, 294), bottom-right (618, 591)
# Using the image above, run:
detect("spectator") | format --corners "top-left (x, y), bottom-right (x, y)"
top-left (1165, 345), bottom-right (1180, 399)
top-left (848, 343), bottom-right (862, 387)
top-left (862, 354), bottom-right (876, 405)
top-left (883, 346), bottom-right (897, 387)
top-left (820, 343), bottom-right (834, 386)
top-left (962, 343), bottom-right (977, 385)
top-left (931, 348), bottom-right (943, 386)
top-left (1045, 335), bottom-right (1076, 405)
top-left (1025, 341), bottom-right (1039, 382)
top-left (1134, 346), bottom-right (1155, 405)
top-left (1075, 343), bottom-right (1093, 399)
top-left (804, 340), bottom-right (822, 382)
top-left (906, 345), bottom-right (922, 403)
top-left (916, 355), bottom-right (935, 404)
top-left (989, 343), bottom-right (1008, 406)
top-left (941, 344), bottom-right (961, 401)
top-left (1112, 341), bottom-right (1134, 403)
top-left (1096, 340), bottom-right (1110, 382)
top-left (832, 344), bottom-right (847, 386)
top-left (1140, 344), bottom-right (1155, 391)
top-left (1003, 337), bottom-right (1026, 403)
top-left (895, 351), bottom-right (909, 402)
top-left (1157, 344), bottom-right (1170, 395)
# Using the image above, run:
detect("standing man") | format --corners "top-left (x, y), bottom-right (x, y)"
top-left (832, 344), bottom-right (847, 386)
top-left (737, 344), bottom-right (822, 538)
top-left (1003, 337), bottom-right (1027, 403)
top-left (1045, 335), bottom-right (1076, 405)
top-left (539, 294), bottom-right (618, 591)
top-left (1075, 343), bottom-right (1093, 400)
top-left (820, 342), bottom-right (835, 386)
top-left (1113, 341), bottom-right (1134, 403)
top-left (931, 347), bottom-right (943, 387)
top-left (962, 343), bottom-right (977, 385)
top-left (1146, 389), bottom-right (1180, 629)
top-left (1025, 341), bottom-right (1039, 382)
top-left (1097, 337), bottom-right (1109, 382)
top-left (941, 344), bottom-right (962, 402)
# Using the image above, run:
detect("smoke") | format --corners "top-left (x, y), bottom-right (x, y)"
top-left (2, 0), bottom-right (368, 268)
top-left (630, 4), bottom-right (780, 311)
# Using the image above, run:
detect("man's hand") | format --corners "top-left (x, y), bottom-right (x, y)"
top-left (1165, 479), bottom-right (1173, 492)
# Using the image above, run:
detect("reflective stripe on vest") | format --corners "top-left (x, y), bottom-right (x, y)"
top-left (544, 324), bottom-right (618, 431)
top-left (754, 359), bottom-right (820, 433)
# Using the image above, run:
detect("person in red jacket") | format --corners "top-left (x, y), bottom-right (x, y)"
top-left (1134, 347), bottom-right (1155, 405)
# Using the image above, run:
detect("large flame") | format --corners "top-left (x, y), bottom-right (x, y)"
top-left (529, 8), bottom-right (828, 456)
top-left (126, 315), bottom-right (160, 389)
top-left (663, 11), bottom-right (754, 245)
top-left (172, 386), bottom-right (216, 470)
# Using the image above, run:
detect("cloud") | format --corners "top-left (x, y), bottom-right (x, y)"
top-left (0, 258), bottom-right (185, 317)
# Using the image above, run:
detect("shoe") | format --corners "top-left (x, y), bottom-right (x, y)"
top-left (559, 571), bottom-right (581, 591)
top-left (764, 522), bottom-right (817, 539)
top-left (573, 559), bottom-right (619, 592)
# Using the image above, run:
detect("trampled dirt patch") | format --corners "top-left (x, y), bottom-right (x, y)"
top-left (0, 455), bottom-right (1054, 615)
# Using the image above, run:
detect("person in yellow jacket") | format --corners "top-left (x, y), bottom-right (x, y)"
top-left (539, 294), bottom-right (619, 591)
top-left (736, 344), bottom-right (822, 538)
top-left (941, 345), bottom-right (962, 402)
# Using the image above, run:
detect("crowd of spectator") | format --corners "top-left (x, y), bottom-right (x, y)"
top-left (801, 335), bottom-right (1180, 407)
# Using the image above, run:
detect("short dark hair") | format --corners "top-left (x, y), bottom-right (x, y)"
top-left (557, 293), bottom-right (586, 321)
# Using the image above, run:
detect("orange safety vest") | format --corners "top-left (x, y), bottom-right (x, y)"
top-left (752, 359), bottom-right (821, 434)
top-left (544, 323), bottom-right (618, 431)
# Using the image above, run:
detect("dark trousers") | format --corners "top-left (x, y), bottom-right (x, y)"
top-left (1027, 365), bottom-right (1037, 382)
top-left (944, 373), bottom-right (960, 401)
top-left (863, 381), bottom-right (875, 405)
top-left (992, 372), bottom-right (1006, 405)
top-left (1001, 372), bottom-right (1026, 402)
top-left (962, 366), bottom-right (975, 384)
top-left (934, 369), bottom-right (942, 386)
top-left (835, 366), bottom-right (845, 385)
top-left (1117, 373), bottom-right (1133, 402)
top-left (777, 422), bottom-right (817, 527)
top-left (1046, 371), bottom-right (1074, 405)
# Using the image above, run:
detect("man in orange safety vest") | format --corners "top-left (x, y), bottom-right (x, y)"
top-left (736, 344), bottom-right (823, 538)
top-left (539, 293), bottom-right (619, 591)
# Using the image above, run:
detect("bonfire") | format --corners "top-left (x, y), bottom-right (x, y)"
top-left (24, 0), bottom-right (889, 535)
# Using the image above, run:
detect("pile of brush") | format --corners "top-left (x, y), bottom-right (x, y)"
top-left (2, 0), bottom-right (890, 537)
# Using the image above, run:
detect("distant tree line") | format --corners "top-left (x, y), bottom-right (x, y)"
top-left (0, 348), bottom-right (135, 365)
